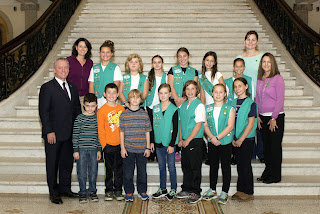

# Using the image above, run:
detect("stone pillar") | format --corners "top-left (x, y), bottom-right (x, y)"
top-left (21, 3), bottom-right (39, 29)
top-left (293, 3), bottom-right (313, 24)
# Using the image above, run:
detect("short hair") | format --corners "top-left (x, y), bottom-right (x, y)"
top-left (104, 83), bottom-right (118, 93)
top-left (233, 77), bottom-right (251, 97)
top-left (257, 52), bottom-right (280, 80)
top-left (158, 83), bottom-right (171, 93)
top-left (84, 93), bottom-right (97, 103)
top-left (53, 57), bottom-right (69, 69)
top-left (100, 40), bottom-right (115, 53)
top-left (182, 80), bottom-right (200, 97)
top-left (127, 89), bottom-right (143, 104)
top-left (245, 30), bottom-right (259, 40)
top-left (125, 54), bottom-right (143, 74)
top-left (212, 83), bottom-right (227, 103)
top-left (233, 58), bottom-right (245, 67)
top-left (71, 38), bottom-right (92, 59)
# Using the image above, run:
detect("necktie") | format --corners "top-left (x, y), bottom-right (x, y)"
top-left (63, 82), bottom-right (70, 99)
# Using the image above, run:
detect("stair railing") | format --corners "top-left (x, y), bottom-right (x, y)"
top-left (254, 0), bottom-right (320, 87)
top-left (0, 0), bottom-right (81, 102)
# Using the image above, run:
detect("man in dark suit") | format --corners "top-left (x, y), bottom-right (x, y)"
top-left (39, 57), bottom-right (81, 204)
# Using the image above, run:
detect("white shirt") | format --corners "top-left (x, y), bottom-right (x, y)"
top-left (55, 77), bottom-right (71, 100)
top-left (204, 71), bottom-right (223, 105)
top-left (88, 64), bottom-right (123, 109)
top-left (130, 73), bottom-right (140, 90)
top-left (213, 106), bottom-right (221, 134)
top-left (149, 75), bottom-right (168, 109)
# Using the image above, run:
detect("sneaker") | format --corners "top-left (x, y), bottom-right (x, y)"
top-left (125, 193), bottom-right (133, 202)
top-left (79, 194), bottom-right (88, 203)
top-left (114, 191), bottom-right (124, 201)
top-left (175, 152), bottom-right (181, 162)
top-left (104, 191), bottom-right (113, 201)
top-left (202, 188), bottom-right (218, 201)
top-left (165, 189), bottom-right (176, 201)
top-left (176, 190), bottom-right (189, 199)
top-left (188, 193), bottom-right (202, 204)
top-left (152, 188), bottom-right (168, 199)
top-left (89, 193), bottom-right (99, 202)
top-left (138, 193), bottom-right (149, 200)
top-left (218, 191), bottom-right (229, 205)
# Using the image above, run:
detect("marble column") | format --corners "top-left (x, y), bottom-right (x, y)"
top-left (293, 3), bottom-right (313, 24)
top-left (21, 3), bottom-right (39, 29)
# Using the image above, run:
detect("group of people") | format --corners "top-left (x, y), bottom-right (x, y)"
top-left (38, 30), bottom-right (285, 205)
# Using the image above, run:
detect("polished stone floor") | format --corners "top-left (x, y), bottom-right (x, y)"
top-left (0, 194), bottom-right (319, 214)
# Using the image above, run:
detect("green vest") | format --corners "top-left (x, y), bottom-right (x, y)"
top-left (122, 73), bottom-right (147, 107)
top-left (199, 73), bottom-right (214, 96)
top-left (153, 103), bottom-right (179, 147)
top-left (225, 75), bottom-right (253, 104)
top-left (146, 72), bottom-right (167, 107)
top-left (231, 97), bottom-right (257, 139)
top-left (180, 98), bottom-right (204, 140)
top-left (205, 103), bottom-right (234, 145)
top-left (93, 62), bottom-right (117, 98)
top-left (172, 65), bottom-right (196, 97)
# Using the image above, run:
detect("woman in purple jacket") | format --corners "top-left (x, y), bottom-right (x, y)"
top-left (67, 38), bottom-right (93, 107)
top-left (256, 53), bottom-right (285, 184)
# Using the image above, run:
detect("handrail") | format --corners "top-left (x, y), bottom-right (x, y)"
top-left (0, 0), bottom-right (82, 101)
top-left (0, 0), bottom-right (61, 55)
top-left (254, 0), bottom-right (320, 87)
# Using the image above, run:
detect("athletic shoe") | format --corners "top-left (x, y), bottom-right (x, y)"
top-left (89, 193), bottom-right (99, 202)
top-left (175, 152), bottom-right (181, 162)
top-left (188, 193), bottom-right (202, 204)
top-left (114, 191), bottom-right (124, 201)
top-left (125, 193), bottom-right (133, 202)
top-left (138, 193), bottom-right (149, 200)
top-left (79, 194), bottom-right (87, 203)
top-left (104, 191), bottom-right (113, 201)
top-left (165, 189), bottom-right (176, 201)
top-left (202, 188), bottom-right (218, 201)
top-left (152, 188), bottom-right (168, 198)
top-left (176, 191), bottom-right (189, 199)
top-left (218, 191), bottom-right (229, 205)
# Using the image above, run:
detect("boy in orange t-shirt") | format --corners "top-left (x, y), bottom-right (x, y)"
top-left (97, 83), bottom-right (125, 201)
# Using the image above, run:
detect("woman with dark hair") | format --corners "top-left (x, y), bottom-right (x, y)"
top-left (236, 30), bottom-right (264, 162)
top-left (256, 53), bottom-right (285, 184)
top-left (67, 38), bottom-right (93, 106)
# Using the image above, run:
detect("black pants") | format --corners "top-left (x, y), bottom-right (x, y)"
top-left (208, 142), bottom-right (232, 193)
top-left (181, 138), bottom-right (203, 194)
top-left (260, 114), bottom-right (285, 181)
top-left (45, 138), bottom-right (74, 197)
top-left (146, 107), bottom-right (157, 160)
top-left (234, 139), bottom-right (254, 195)
top-left (103, 145), bottom-right (123, 192)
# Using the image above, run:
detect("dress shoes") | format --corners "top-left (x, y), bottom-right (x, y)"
top-left (256, 177), bottom-right (265, 182)
top-left (50, 195), bottom-right (63, 204)
top-left (263, 178), bottom-right (281, 184)
top-left (60, 191), bottom-right (79, 198)
top-left (237, 193), bottom-right (254, 201)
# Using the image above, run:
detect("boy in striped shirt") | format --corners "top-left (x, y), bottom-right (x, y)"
top-left (120, 89), bottom-right (152, 202)
top-left (73, 93), bottom-right (101, 203)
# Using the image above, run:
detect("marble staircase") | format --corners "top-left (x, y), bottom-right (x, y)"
top-left (0, 0), bottom-right (319, 195)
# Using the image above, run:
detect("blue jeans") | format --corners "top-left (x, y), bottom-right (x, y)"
top-left (156, 146), bottom-right (177, 190)
top-left (252, 128), bottom-right (264, 159)
top-left (123, 152), bottom-right (147, 194)
top-left (76, 149), bottom-right (98, 195)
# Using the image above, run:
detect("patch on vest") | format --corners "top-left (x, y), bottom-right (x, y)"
top-left (174, 67), bottom-right (181, 73)
top-left (206, 105), bottom-right (213, 112)
top-left (123, 75), bottom-right (130, 79)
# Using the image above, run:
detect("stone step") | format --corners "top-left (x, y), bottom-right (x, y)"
top-left (0, 173), bottom-right (318, 195)
top-left (282, 130), bottom-right (320, 143)
top-left (63, 41), bottom-right (275, 50)
top-left (88, 0), bottom-right (248, 2)
top-left (0, 157), bottom-right (319, 176)
top-left (0, 117), bottom-right (41, 129)
top-left (285, 117), bottom-right (320, 130)
top-left (284, 106), bottom-right (320, 117)
top-left (81, 9), bottom-right (254, 14)
top-left (84, 3), bottom-right (250, 8)
top-left (0, 130), bottom-right (41, 143)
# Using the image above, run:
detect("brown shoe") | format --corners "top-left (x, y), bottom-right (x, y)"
top-left (238, 193), bottom-right (254, 202)
top-left (231, 192), bottom-right (242, 200)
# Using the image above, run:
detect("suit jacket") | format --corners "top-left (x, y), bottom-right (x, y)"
top-left (39, 78), bottom-right (81, 142)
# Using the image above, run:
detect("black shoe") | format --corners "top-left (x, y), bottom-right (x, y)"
top-left (204, 159), bottom-right (210, 165)
top-left (61, 191), bottom-right (79, 198)
top-left (50, 195), bottom-right (63, 204)
top-left (231, 156), bottom-right (237, 165)
top-left (263, 179), bottom-right (281, 184)
top-left (259, 158), bottom-right (265, 163)
top-left (257, 177), bottom-right (265, 182)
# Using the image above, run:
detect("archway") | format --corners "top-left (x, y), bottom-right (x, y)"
top-left (0, 10), bottom-right (13, 46)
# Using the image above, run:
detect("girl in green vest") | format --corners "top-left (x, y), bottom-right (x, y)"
top-left (146, 55), bottom-right (167, 162)
top-left (203, 84), bottom-right (235, 205)
top-left (88, 40), bottom-right (123, 109)
top-left (176, 80), bottom-right (206, 204)
top-left (119, 54), bottom-right (149, 108)
top-left (167, 47), bottom-right (199, 107)
top-left (231, 77), bottom-right (257, 202)
top-left (151, 84), bottom-right (178, 201)
top-left (225, 58), bottom-right (254, 104)
top-left (199, 51), bottom-right (225, 106)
